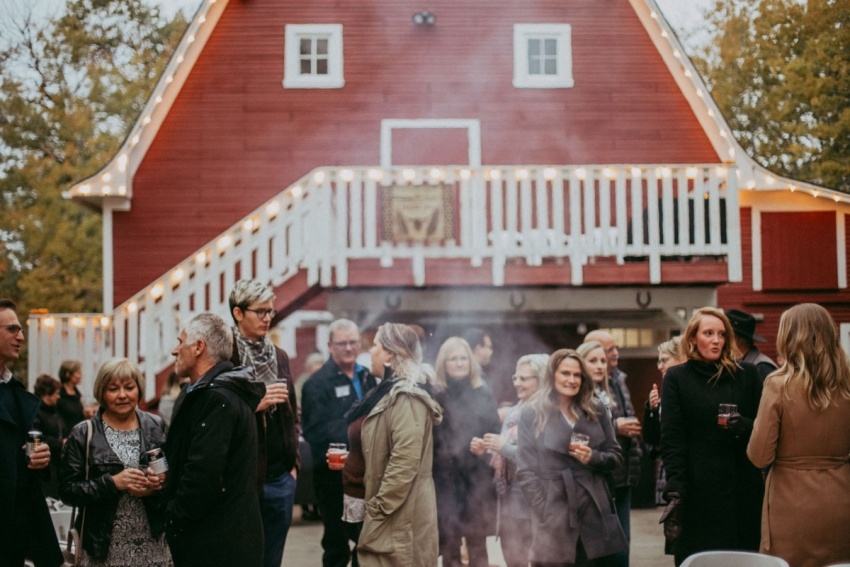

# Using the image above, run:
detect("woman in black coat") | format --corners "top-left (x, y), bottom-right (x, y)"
top-left (60, 358), bottom-right (168, 566)
top-left (516, 349), bottom-right (627, 567)
top-left (432, 337), bottom-right (501, 567)
top-left (33, 374), bottom-right (65, 499)
top-left (660, 307), bottom-right (763, 566)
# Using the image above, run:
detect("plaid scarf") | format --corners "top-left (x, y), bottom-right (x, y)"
top-left (234, 327), bottom-right (278, 384)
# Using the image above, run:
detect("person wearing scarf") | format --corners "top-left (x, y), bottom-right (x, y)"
top-left (229, 280), bottom-right (299, 567)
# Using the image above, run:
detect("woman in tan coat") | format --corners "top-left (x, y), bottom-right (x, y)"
top-left (356, 323), bottom-right (443, 567)
top-left (748, 303), bottom-right (850, 567)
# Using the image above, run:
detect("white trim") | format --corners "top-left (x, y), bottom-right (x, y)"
top-left (283, 24), bottom-right (344, 89)
top-left (513, 24), bottom-right (574, 89)
top-left (838, 212), bottom-right (847, 289)
top-left (379, 119), bottom-right (482, 169)
top-left (841, 323), bottom-right (850, 357)
top-left (751, 208), bottom-right (762, 291)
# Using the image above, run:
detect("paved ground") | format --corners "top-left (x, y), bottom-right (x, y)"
top-left (283, 506), bottom-right (672, 566)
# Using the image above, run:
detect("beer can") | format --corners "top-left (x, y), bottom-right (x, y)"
top-left (146, 447), bottom-right (169, 475)
top-left (26, 430), bottom-right (43, 456)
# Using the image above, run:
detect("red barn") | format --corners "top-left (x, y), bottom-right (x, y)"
top-left (29, 0), bottom-right (850, 406)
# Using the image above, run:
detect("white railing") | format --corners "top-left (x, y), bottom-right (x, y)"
top-left (28, 163), bottom-right (740, 396)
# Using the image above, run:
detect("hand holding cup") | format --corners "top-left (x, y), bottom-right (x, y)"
top-left (569, 433), bottom-right (591, 464)
top-left (327, 443), bottom-right (348, 471)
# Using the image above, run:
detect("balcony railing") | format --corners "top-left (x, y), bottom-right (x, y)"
top-left (28, 164), bottom-right (740, 397)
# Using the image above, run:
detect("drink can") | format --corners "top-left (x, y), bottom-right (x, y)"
top-left (147, 447), bottom-right (169, 475)
top-left (26, 430), bottom-right (43, 456)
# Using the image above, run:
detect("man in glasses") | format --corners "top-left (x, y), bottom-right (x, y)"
top-left (0, 299), bottom-right (63, 567)
top-left (301, 319), bottom-right (377, 567)
top-left (229, 280), bottom-right (299, 567)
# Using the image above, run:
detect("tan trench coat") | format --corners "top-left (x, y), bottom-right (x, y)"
top-left (357, 381), bottom-right (443, 567)
top-left (748, 376), bottom-right (850, 567)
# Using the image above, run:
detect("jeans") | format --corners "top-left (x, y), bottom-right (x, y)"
top-left (260, 471), bottom-right (296, 567)
top-left (594, 486), bottom-right (631, 567)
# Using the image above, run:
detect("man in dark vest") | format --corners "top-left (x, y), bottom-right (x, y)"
top-left (0, 299), bottom-right (63, 567)
top-left (229, 280), bottom-right (299, 567)
top-left (726, 308), bottom-right (778, 383)
top-left (301, 319), bottom-right (377, 567)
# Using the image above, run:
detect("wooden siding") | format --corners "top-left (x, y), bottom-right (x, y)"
top-left (114, 0), bottom-right (719, 304)
top-left (761, 211), bottom-right (837, 290)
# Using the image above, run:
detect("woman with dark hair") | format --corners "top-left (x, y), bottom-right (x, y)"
top-left (748, 303), bottom-right (850, 567)
top-left (57, 359), bottom-right (86, 435)
top-left (60, 357), bottom-right (169, 567)
top-left (516, 349), bottom-right (627, 566)
top-left (661, 307), bottom-right (763, 565)
top-left (432, 336), bottom-right (501, 567)
top-left (33, 374), bottom-right (64, 498)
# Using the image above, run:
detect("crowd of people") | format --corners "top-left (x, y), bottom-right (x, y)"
top-left (2, 292), bottom-right (850, 567)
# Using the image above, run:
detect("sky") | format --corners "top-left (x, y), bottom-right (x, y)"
top-left (1, 0), bottom-right (717, 46)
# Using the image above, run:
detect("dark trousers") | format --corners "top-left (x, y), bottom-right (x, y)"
top-left (314, 466), bottom-right (356, 567)
top-left (442, 534), bottom-right (489, 567)
top-left (259, 471), bottom-right (296, 567)
top-left (594, 486), bottom-right (631, 567)
top-left (500, 513), bottom-right (532, 567)
top-left (531, 539), bottom-right (589, 567)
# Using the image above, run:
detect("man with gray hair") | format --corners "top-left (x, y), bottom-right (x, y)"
top-left (229, 280), bottom-right (299, 567)
top-left (164, 313), bottom-right (267, 567)
top-left (302, 318), bottom-right (377, 567)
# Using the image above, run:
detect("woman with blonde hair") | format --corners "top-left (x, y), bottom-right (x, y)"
top-left (516, 349), bottom-right (626, 566)
top-left (432, 336), bottom-right (501, 567)
top-left (336, 322), bottom-right (444, 567)
top-left (748, 303), bottom-right (850, 567)
top-left (660, 307), bottom-right (763, 565)
top-left (60, 358), bottom-right (168, 567)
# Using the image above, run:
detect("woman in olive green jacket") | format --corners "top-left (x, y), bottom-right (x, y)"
top-left (356, 323), bottom-right (443, 567)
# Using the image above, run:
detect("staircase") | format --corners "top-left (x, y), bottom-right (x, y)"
top-left (28, 163), bottom-right (741, 398)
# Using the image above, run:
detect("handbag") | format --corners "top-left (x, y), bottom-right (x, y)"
top-left (62, 420), bottom-right (92, 567)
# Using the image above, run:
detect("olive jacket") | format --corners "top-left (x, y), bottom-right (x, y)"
top-left (357, 381), bottom-right (443, 567)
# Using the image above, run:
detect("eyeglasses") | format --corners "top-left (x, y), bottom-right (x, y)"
top-left (2, 324), bottom-right (23, 336)
top-left (244, 308), bottom-right (275, 319)
top-left (331, 340), bottom-right (360, 348)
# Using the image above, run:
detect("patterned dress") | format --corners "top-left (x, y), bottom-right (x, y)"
top-left (82, 425), bottom-right (169, 567)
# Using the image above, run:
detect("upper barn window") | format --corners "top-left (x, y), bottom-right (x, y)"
top-left (283, 24), bottom-right (344, 89)
top-left (513, 24), bottom-right (574, 89)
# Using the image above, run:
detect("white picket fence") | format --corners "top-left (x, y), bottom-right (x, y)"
top-left (28, 164), bottom-right (740, 397)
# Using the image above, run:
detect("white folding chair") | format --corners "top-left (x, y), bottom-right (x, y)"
top-left (680, 551), bottom-right (790, 567)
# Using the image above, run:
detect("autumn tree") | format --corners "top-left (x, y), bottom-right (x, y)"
top-left (694, 0), bottom-right (850, 192)
top-left (0, 0), bottom-right (187, 316)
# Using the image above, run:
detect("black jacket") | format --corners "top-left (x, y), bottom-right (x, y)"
top-left (0, 377), bottom-right (63, 567)
top-left (301, 358), bottom-right (376, 470)
top-left (164, 362), bottom-right (266, 567)
top-left (230, 341), bottom-right (300, 486)
top-left (59, 409), bottom-right (167, 561)
top-left (34, 403), bottom-right (65, 499)
top-left (608, 368), bottom-right (642, 488)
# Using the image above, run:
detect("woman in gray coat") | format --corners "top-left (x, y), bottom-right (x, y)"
top-left (517, 349), bottom-right (627, 566)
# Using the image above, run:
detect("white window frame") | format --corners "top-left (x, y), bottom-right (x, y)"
top-left (513, 24), bottom-right (574, 89)
top-left (283, 24), bottom-right (344, 89)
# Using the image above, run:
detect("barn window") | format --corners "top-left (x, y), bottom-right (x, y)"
top-left (513, 24), bottom-right (574, 89)
top-left (283, 24), bottom-right (344, 89)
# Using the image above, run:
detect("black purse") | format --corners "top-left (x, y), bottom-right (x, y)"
top-left (62, 420), bottom-right (92, 567)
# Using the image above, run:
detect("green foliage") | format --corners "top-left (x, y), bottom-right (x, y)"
top-left (694, 0), bottom-right (850, 192)
top-left (0, 0), bottom-right (186, 315)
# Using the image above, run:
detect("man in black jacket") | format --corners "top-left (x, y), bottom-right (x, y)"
top-left (0, 299), bottom-right (63, 567)
top-left (301, 318), bottom-right (377, 567)
top-left (165, 312), bottom-right (267, 567)
top-left (229, 280), bottom-right (299, 567)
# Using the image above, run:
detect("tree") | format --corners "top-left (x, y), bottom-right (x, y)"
top-left (694, 0), bottom-right (850, 192)
top-left (0, 0), bottom-right (187, 316)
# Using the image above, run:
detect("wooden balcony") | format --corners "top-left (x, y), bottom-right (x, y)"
top-left (28, 164), bottom-right (740, 396)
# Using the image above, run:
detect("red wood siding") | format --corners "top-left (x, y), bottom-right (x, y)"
top-left (762, 211), bottom-right (836, 290)
top-left (114, 0), bottom-right (720, 303)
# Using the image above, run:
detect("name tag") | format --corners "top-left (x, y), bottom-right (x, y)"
top-left (335, 385), bottom-right (351, 398)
